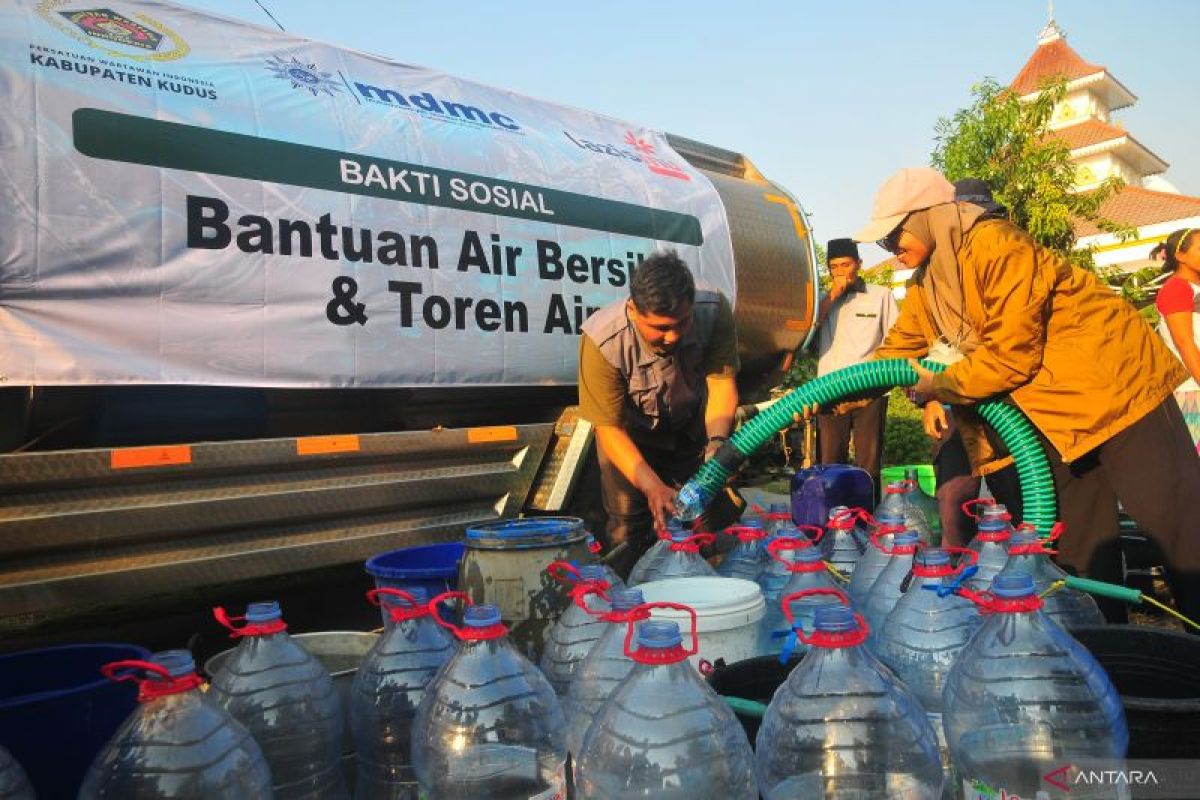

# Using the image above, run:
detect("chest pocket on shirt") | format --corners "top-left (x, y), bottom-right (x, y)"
top-left (627, 367), bottom-right (663, 424)
top-left (625, 345), bottom-right (705, 429)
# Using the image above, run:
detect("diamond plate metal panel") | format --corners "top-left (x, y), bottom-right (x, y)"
top-left (0, 425), bottom-right (552, 629)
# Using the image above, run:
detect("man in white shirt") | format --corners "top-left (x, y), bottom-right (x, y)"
top-left (813, 238), bottom-right (899, 499)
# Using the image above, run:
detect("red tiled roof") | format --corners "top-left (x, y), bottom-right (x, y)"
top-left (1011, 38), bottom-right (1103, 96)
top-left (1076, 186), bottom-right (1200, 236)
top-left (1046, 119), bottom-right (1126, 150)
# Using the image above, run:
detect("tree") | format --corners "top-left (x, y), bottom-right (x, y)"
top-left (931, 76), bottom-right (1133, 271)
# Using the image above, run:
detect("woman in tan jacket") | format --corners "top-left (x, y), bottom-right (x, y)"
top-left (857, 166), bottom-right (1199, 625)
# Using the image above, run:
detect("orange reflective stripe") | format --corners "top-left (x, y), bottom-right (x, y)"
top-left (296, 435), bottom-right (360, 456)
top-left (110, 445), bottom-right (192, 469)
top-left (467, 426), bottom-right (519, 444)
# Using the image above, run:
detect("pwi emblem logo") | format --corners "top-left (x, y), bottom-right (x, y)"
top-left (59, 8), bottom-right (162, 50)
top-left (37, 2), bottom-right (189, 61)
top-left (264, 55), bottom-right (343, 98)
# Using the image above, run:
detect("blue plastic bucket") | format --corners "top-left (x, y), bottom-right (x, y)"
top-left (0, 642), bottom-right (150, 799)
top-left (365, 541), bottom-right (465, 628)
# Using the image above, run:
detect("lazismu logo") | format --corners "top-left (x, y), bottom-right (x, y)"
top-left (563, 130), bottom-right (691, 181)
top-left (353, 82), bottom-right (520, 130)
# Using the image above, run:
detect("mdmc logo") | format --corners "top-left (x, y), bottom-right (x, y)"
top-left (352, 80), bottom-right (521, 131)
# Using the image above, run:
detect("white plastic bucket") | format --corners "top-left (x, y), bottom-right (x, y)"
top-left (635, 577), bottom-right (765, 670)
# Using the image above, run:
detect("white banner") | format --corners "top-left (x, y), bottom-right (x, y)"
top-left (0, 0), bottom-right (736, 387)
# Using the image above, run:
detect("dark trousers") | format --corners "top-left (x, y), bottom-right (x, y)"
top-left (1044, 398), bottom-right (1200, 626)
top-left (596, 439), bottom-right (703, 579)
top-left (934, 425), bottom-right (1024, 547)
top-left (818, 396), bottom-right (887, 504)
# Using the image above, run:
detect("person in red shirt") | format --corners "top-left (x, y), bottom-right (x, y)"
top-left (1155, 228), bottom-right (1200, 449)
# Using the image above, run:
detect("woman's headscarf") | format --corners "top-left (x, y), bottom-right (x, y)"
top-left (901, 201), bottom-right (991, 356)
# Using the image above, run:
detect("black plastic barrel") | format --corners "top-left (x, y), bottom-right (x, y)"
top-left (1072, 624), bottom-right (1200, 758)
top-left (705, 655), bottom-right (803, 744)
top-left (0, 642), bottom-right (150, 798)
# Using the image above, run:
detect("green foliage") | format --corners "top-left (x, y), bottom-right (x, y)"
top-left (883, 388), bottom-right (932, 467)
top-left (1102, 262), bottom-right (1165, 309)
top-left (862, 262), bottom-right (896, 289)
top-left (780, 352), bottom-right (817, 390)
top-left (931, 77), bottom-right (1133, 271)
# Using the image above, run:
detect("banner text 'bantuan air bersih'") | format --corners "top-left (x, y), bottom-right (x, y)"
top-left (0, 0), bottom-right (737, 387)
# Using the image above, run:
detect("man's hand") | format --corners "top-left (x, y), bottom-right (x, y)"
top-left (829, 273), bottom-right (851, 302)
top-left (909, 358), bottom-right (937, 396)
top-left (639, 474), bottom-right (678, 531)
top-left (923, 401), bottom-right (949, 439)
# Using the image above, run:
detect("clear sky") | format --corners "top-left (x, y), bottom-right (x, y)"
top-left (182, 0), bottom-right (1200, 267)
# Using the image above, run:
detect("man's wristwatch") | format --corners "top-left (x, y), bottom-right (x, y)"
top-left (707, 435), bottom-right (729, 444)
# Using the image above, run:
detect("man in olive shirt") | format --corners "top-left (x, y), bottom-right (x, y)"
top-left (578, 250), bottom-right (739, 576)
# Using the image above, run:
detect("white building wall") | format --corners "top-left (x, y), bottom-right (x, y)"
top-left (1080, 214), bottom-right (1200, 271)
top-left (1051, 90), bottom-right (1105, 128)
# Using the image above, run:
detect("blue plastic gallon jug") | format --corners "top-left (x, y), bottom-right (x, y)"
top-left (790, 463), bottom-right (874, 529)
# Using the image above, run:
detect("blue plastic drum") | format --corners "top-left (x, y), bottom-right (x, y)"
top-left (365, 542), bottom-right (465, 629)
top-left (0, 642), bottom-right (150, 799)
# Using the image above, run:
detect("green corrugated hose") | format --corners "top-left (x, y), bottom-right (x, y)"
top-left (676, 358), bottom-right (1058, 535)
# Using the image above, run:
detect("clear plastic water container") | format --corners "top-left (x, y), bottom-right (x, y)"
top-left (874, 547), bottom-right (982, 784)
top-left (755, 597), bottom-right (944, 800)
top-left (715, 518), bottom-right (770, 581)
top-left (821, 505), bottom-right (871, 578)
top-left (760, 502), bottom-right (793, 537)
top-left (628, 518), bottom-right (686, 586)
top-left (995, 528), bottom-right (1105, 630)
top-left (875, 480), bottom-right (934, 544)
top-left (845, 511), bottom-right (905, 607)
top-left (962, 501), bottom-right (1013, 590)
top-left (80, 650), bottom-right (272, 799)
top-left (412, 596), bottom-right (568, 799)
top-left (573, 607), bottom-right (757, 799)
top-left (860, 529), bottom-right (922, 644)
top-left (758, 534), bottom-right (841, 658)
top-left (207, 601), bottom-right (347, 799)
top-left (630, 529), bottom-right (716, 585)
top-left (348, 587), bottom-right (455, 799)
top-left (539, 563), bottom-right (614, 695)
top-left (561, 587), bottom-right (645, 759)
top-left (943, 572), bottom-right (1127, 799)
top-left (0, 745), bottom-right (33, 800)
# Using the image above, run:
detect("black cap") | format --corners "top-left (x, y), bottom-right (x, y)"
top-left (953, 178), bottom-right (1008, 217)
top-left (952, 178), bottom-right (994, 205)
top-left (827, 238), bottom-right (860, 261)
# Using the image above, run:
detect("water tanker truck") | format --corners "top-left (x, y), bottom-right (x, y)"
top-left (0, 0), bottom-right (818, 645)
